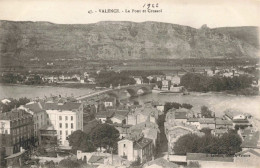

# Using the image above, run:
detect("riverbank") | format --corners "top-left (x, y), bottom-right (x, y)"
top-left (0, 82), bottom-right (96, 89)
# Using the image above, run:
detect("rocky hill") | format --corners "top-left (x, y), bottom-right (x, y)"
top-left (0, 20), bottom-right (259, 62)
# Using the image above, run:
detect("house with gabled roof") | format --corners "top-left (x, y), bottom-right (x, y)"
top-left (117, 135), bottom-right (154, 163)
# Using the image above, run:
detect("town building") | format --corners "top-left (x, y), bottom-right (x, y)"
top-left (22, 102), bottom-right (49, 143)
top-left (126, 106), bottom-right (159, 125)
top-left (186, 118), bottom-right (200, 129)
top-left (118, 136), bottom-right (154, 163)
top-left (165, 124), bottom-right (203, 154)
top-left (0, 109), bottom-right (34, 153)
top-left (103, 97), bottom-right (117, 108)
top-left (198, 118), bottom-right (216, 130)
top-left (41, 101), bottom-right (84, 146)
top-left (132, 76), bottom-right (143, 85)
top-left (171, 75), bottom-right (181, 86)
top-left (96, 111), bottom-right (114, 123)
top-left (161, 80), bottom-right (170, 90)
top-left (215, 118), bottom-right (233, 129)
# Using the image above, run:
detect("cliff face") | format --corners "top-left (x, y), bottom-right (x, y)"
top-left (0, 20), bottom-right (259, 61)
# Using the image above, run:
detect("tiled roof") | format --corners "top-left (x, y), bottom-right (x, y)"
top-left (43, 102), bottom-right (81, 111)
top-left (199, 118), bottom-right (215, 124)
top-left (96, 111), bottom-right (114, 118)
top-left (0, 109), bottom-right (32, 120)
top-left (215, 119), bottom-right (233, 125)
top-left (186, 153), bottom-right (234, 162)
top-left (88, 155), bottom-right (105, 164)
top-left (144, 158), bottom-right (178, 168)
top-left (112, 114), bottom-right (125, 121)
top-left (187, 118), bottom-right (199, 122)
top-left (233, 119), bottom-right (249, 123)
top-left (133, 137), bottom-right (153, 150)
top-left (25, 102), bottom-right (45, 113)
top-left (175, 112), bottom-right (187, 119)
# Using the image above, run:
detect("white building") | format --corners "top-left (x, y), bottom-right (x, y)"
top-left (133, 76), bottom-right (143, 85)
top-left (43, 102), bottom-right (84, 146)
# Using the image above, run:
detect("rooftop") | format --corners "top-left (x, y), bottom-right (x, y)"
top-left (199, 118), bottom-right (215, 124)
top-left (144, 158), bottom-right (178, 168)
top-left (0, 109), bottom-right (32, 120)
top-left (96, 111), bottom-right (114, 118)
top-left (43, 102), bottom-right (82, 111)
top-left (25, 102), bottom-right (45, 113)
top-left (215, 119), bottom-right (233, 125)
top-left (88, 155), bottom-right (105, 164)
top-left (133, 137), bottom-right (153, 150)
top-left (187, 153), bottom-right (234, 162)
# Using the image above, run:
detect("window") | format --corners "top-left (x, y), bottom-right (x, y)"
top-left (59, 123), bottom-right (62, 128)
top-left (65, 116), bottom-right (68, 121)
top-left (71, 123), bottom-right (73, 129)
top-left (37, 116), bottom-right (38, 120)
top-left (66, 123), bottom-right (68, 129)
top-left (66, 130), bottom-right (68, 136)
top-left (124, 144), bottom-right (126, 147)
top-left (60, 131), bottom-right (62, 135)
top-left (71, 116), bottom-right (73, 121)
top-left (41, 115), bottom-right (43, 119)
top-left (59, 116), bottom-right (62, 120)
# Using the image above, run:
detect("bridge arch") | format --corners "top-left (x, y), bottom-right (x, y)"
top-left (139, 87), bottom-right (151, 94)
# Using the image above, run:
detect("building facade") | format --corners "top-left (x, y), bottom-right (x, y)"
top-left (0, 109), bottom-right (34, 154)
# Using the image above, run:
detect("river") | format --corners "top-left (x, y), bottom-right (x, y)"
top-left (0, 84), bottom-right (259, 119)
top-left (0, 84), bottom-right (94, 99)
top-left (133, 92), bottom-right (260, 119)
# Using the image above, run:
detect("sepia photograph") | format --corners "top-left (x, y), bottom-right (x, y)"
top-left (0, 0), bottom-right (259, 167)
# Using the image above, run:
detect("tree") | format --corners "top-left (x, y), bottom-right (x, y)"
top-left (200, 106), bottom-right (213, 118)
top-left (44, 160), bottom-right (55, 168)
top-left (67, 130), bottom-right (95, 153)
top-left (164, 102), bottom-right (182, 113)
top-left (90, 124), bottom-right (120, 153)
top-left (182, 103), bottom-right (193, 109)
top-left (173, 134), bottom-right (200, 155)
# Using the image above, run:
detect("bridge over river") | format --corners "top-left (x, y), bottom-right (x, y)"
top-left (76, 84), bottom-right (154, 102)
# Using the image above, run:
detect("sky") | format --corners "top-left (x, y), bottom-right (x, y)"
top-left (0, 0), bottom-right (259, 28)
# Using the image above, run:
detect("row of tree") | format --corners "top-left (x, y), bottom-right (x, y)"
top-left (95, 70), bottom-right (163, 87)
top-left (173, 130), bottom-right (242, 155)
top-left (164, 102), bottom-right (193, 113)
top-left (180, 73), bottom-right (254, 92)
top-left (0, 74), bottom-right (44, 85)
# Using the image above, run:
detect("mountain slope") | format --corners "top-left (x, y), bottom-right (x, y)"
top-left (0, 20), bottom-right (259, 62)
